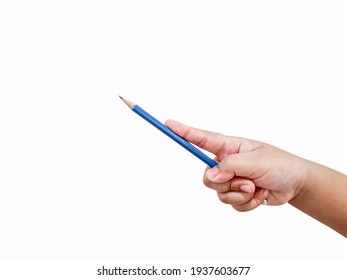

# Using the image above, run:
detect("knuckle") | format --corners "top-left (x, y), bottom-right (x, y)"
top-left (232, 204), bottom-right (251, 212)
top-left (217, 192), bottom-right (230, 204)
top-left (203, 176), bottom-right (214, 189)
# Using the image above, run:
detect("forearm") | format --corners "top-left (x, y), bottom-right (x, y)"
top-left (289, 160), bottom-right (347, 237)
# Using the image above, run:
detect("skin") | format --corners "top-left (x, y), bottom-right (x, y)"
top-left (165, 119), bottom-right (347, 237)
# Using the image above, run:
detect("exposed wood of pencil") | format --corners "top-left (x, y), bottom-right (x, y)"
top-left (119, 96), bottom-right (135, 109)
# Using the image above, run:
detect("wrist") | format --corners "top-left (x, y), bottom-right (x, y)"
top-left (288, 157), bottom-right (312, 203)
top-left (288, 159), bottom-right (347, 236)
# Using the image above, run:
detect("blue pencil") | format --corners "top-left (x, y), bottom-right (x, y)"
top-left (119, 96), bottom-right (218, 167)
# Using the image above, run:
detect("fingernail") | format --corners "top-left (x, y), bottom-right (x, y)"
top-left (240, 184), bottom-right (252, 193)
top-left (206, 166), bottom-right (219, 180)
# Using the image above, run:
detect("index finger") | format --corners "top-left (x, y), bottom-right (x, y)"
top-left (165, 119), bottom-right (230, 156)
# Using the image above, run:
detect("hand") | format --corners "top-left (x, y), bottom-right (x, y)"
top-left (165, 119), bottom-right (306, 211)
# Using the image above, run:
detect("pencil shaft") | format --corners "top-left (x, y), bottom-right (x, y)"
top-left (132, 104), bottom-right (218, 167)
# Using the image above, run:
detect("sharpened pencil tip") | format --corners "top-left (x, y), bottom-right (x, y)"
top-left (119, 96), bottom-right (136, 109)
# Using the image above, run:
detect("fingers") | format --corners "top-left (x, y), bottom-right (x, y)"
top-left (216, 179), bottom-right (269, 211)
top-left (165, 119), bottom-right (231, 156)
top-left (199, 141), bottom-right (267, 210)
top-left (218, 187), bottom-right (269, 211)
top-left (217, 178), bottom-right (256, 204)
top-left (203, 153), bottom-right (258, 186)
top-left (204, 173), bottom-right (256, 193)
top-left (232, 188), bottom-right (269, 212)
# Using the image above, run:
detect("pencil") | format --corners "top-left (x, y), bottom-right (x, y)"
top-left (119, 96), bottom-right (218, 167)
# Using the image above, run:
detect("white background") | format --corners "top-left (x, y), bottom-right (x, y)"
top-left (0, 0), bottom-right (346, 278)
